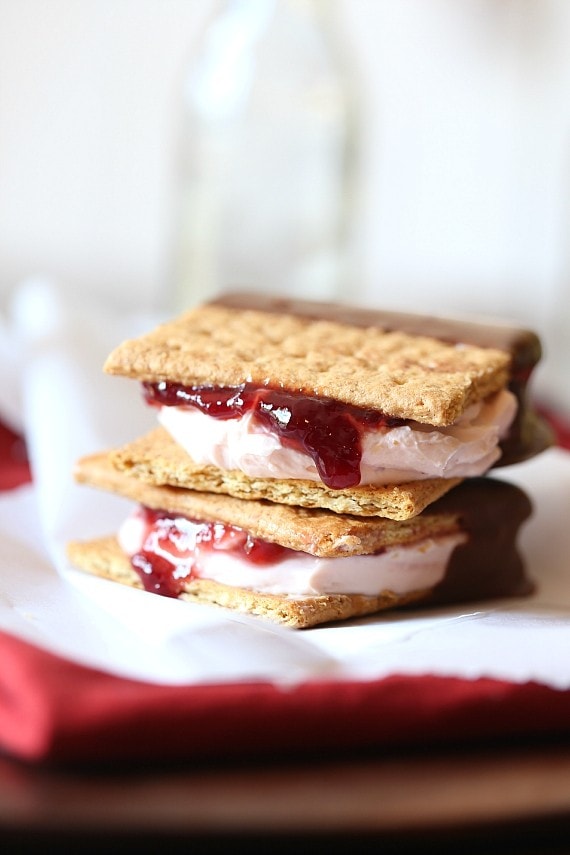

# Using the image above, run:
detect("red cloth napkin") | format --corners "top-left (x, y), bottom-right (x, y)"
top-left (1, 413), bottom-right (569, 764)
top-left (0, 421), bottom-right (31, 489)
top-left (2, 627), bottom-right (570, 764)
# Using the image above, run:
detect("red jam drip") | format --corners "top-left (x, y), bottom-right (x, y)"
top-left (131, 507), bottom-right (293, 598)
top-left (143, 382), bottom-right (406, 489)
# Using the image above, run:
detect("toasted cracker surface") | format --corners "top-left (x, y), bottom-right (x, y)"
top-left (212, 292), bottom-right (543, 371)
top-left (108, 427), bottom-right (461, 521)
top-left (74, 450), bottom-right (461, 556)
top-left (103, 303), bottom-right (510, 425)
top-left (66, 536), bottom-right (428, 629)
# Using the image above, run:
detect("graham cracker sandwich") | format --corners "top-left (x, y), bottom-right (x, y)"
top-left (102, 293), bottom-right (550, 519)
top-left (67, 450), bottom-right (533, 629)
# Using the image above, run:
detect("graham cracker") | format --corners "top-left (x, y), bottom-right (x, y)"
top-left (108, 427), bottom-right (462, 520)
top-left (65, 536), bottom-right (429, 629)
top-left (103, 303), bottom-right (511, 426)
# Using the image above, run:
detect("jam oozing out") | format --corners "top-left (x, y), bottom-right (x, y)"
top-left (130, 506), bottom-right (294, 598)
top-left (143, 382), bottom-right (406, 489)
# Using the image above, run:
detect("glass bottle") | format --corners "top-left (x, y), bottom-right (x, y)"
top-left (169, 0), bottom-right (360, 311)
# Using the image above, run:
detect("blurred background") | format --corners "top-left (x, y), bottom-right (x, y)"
top-left (0, 0), bottom-right (569, 413)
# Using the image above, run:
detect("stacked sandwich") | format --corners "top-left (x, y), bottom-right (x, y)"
top-left (67, 293), bottom-right (552, 628)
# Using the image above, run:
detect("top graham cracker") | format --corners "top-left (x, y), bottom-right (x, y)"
top-left (103, 302), bottom-right (512, 426)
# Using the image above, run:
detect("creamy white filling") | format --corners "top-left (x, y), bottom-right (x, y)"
top-left (118, 512), bottom-right (467, 598)
top-left (157, 389), bottom-right (517, 485)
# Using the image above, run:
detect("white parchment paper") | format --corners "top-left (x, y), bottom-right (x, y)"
top-left (1, 280), bottom-right (569, 689)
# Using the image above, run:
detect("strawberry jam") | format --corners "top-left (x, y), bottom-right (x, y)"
top-left (143, 382), bottom-right (406, 489)
top-left (129, 506), bottom-right (294, 598)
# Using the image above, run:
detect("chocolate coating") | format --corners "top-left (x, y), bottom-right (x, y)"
top-left (420, 476), bottom-right (534, 606)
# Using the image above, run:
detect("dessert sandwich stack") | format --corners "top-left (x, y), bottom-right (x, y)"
top-left (67, 293), bottom-right (552, 628)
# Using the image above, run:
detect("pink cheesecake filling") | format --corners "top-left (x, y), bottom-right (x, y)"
top-left (118, 506), bottom-right (467, 600)
top-left (156, 389), bottom-right (517, 486)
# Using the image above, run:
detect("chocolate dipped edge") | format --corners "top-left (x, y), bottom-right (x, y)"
top-left (418, 476), bottom-right (534, 606)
